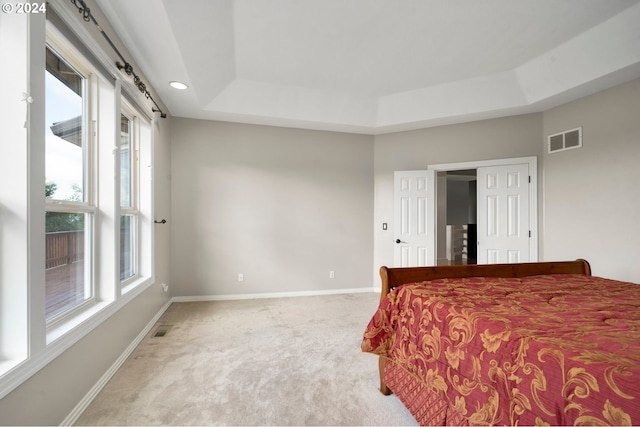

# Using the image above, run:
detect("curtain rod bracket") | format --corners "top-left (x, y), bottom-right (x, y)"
top-left (152, 108), bottom-right (167, 119)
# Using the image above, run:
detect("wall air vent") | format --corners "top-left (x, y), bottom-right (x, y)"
top-left (548, 127), bottom-right (582, 153)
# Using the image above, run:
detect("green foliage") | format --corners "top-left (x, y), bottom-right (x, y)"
top-left (45, 211), bottom-right (84, 232)
top-left (45, 181), bottom-right (84, 232)
top-left (67, 183), bottom-right (82, 202)
top-left (45, 181), bottom-right (57, 198)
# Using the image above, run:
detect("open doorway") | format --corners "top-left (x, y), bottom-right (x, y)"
top-left (393, 156), bottom-right (537, 268)
top-left (437, 170), bottom-right (477, 265)
top-left (431, 156), bottom-right (538, 266)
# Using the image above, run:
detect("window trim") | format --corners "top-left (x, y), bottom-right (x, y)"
top-left (120, 101), bottom-right (141, 285)
top-left (41, 20), bottom-right (155, 335)
top-left (44, 35), bottom-right (98, 325)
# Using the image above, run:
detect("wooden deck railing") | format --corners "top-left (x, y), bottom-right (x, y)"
top-left (45, 230), bottom-right (85, 319)
top-left (45, 230), bottom-right (84, 269)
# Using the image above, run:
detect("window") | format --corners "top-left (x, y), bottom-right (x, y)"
top-left (0, 7), bottom-right (157, 397)
top-left (44, 46), bottom-right (95, 321)
top-left (42, 24), bottom-right (154, 330)
top-left (120, 108), bottom-right (138, 283)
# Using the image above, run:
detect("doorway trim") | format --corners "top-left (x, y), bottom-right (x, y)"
top-left (427, 156), bottom-right (538, 262)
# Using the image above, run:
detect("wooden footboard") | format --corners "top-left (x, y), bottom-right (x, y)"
top-left (376, 259), bottom-right (591, 395)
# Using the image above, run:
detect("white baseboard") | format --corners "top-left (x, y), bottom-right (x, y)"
top-left (60, 300), bottom-right (172, 426)
top-left (171, 287), bottom-right (376, 303)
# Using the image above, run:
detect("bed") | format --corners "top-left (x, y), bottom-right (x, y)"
top-left (361, 260), bottom-right (640, 426)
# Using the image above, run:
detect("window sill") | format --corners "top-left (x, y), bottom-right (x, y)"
top-left (46, 300), bottom-right (112, 345)
top-left (0, 277), bottom-right (155, 401)
top-left (47, 275), bottom-right (153, 345)
top-left (121, 275), bottom-right (145, 295)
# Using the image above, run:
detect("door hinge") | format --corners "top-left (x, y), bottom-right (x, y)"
top-left (529, 230), bottom-right (531, 238)
top-left (528, 175), bottom-right (531, 183)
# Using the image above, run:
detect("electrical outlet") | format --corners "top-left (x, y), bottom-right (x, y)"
top-left (161, 283), bottom-right (169, 293)
top-left (238, 273), bottom-right (244, 282)
top-left (329, 270), bottom-right (335, 279)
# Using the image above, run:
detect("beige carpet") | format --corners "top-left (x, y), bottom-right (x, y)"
top-left (75, 292), bottom-right (418, 426)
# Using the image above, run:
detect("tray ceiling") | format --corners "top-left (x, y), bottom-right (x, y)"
top-left (96, 0), bottom-right (640, 134)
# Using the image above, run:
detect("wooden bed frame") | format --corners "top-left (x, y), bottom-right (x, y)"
top-left (376, 259), bottom-right (592, 395)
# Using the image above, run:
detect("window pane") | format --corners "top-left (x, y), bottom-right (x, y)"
top-left (120, 115), bottom-right (132, 207)
top-left (120, 215), bottom-right (136, 280)
top-left (45, 47), bottom-right (84, 202)
top-left (45, 212), bottom-right (91, 320)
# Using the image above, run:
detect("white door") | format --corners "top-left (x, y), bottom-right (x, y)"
top-left (393, 171), bottom-right (436, 267)
top-left (477, 164), bottom-right (530, 264)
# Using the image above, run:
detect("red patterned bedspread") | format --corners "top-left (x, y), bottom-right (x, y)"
top-left (362, 274), bottom-right (640, 426)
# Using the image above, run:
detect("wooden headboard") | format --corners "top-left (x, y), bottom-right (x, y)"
top-left (378, 259), bottom-right (591, 302)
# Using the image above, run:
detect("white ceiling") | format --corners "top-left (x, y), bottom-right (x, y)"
top-left (96, 0), bottom-right (640, 134)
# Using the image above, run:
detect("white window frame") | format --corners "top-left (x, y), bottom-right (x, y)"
top-left (43, 21), bottom-right (121, 339)
top-left (121, 109), bottom-right (153, 296)
top-left (44, 33), bottom-right (98, 326)
top-left (119, 101), bottom-right (140, 286)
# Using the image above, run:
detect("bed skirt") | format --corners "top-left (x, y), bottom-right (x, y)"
top-left (384, 360), bottom-right (468, 426)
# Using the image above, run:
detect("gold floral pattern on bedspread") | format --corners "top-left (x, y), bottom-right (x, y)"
top-left (362, 274), bottom-right (640, 426)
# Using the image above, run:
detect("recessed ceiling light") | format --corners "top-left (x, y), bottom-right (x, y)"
top-left (169, 81), bottom-right (188, 90)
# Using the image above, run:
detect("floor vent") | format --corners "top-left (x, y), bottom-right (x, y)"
top-left (548, 127), bottom-right (582, 153)
top-left (153, 325), bottom-right (172, 337)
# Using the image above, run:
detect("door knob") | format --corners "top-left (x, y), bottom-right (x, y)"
top-left (395, 239), bottom-right (406, 244)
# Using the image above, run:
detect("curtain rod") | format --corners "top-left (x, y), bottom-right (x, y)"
top-left (70, 0), bottom-right (167, 118)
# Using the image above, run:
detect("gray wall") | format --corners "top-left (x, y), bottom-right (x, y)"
top-left (372, 114), bottom-right (544, 283)
top-left (447, 180), bottom-right (477, 225)
top-left (170, 119), bottom-right (374, 296)
top-left (542, 77), bottom-right (640, 282)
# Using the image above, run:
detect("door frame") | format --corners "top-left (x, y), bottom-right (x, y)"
top-left (427, 156), bottom-right (538, 262)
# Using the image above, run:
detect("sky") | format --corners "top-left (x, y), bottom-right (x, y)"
top-left (45, 70), bottom-right (83, 201)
